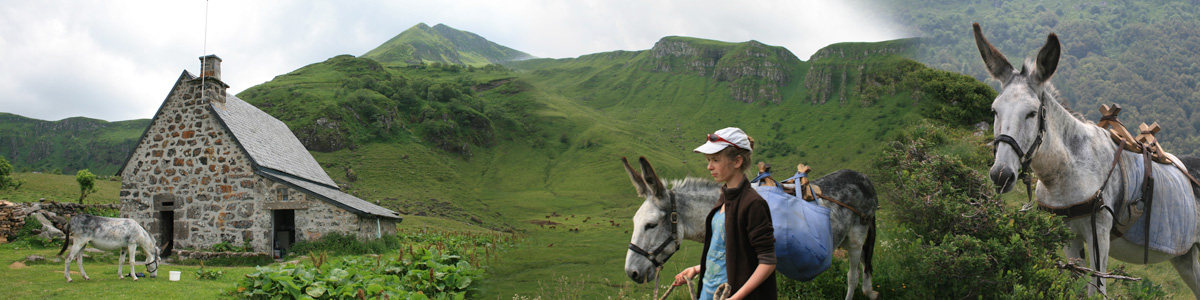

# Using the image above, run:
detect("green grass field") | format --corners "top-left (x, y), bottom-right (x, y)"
top-left (0, 173), bottom-right (121, 204)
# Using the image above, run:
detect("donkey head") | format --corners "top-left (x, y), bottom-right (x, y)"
top-left (622, 156), bottom-right (678, 284)
top-left (147, 241), bottom-right (168, 278)
top-left (974, 23), bottom-right (1061, 194)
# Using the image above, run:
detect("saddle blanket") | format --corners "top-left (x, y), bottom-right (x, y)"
top-left (755, 185), bottom-right (832, 281)
top-left (1120, 151), bottom-right (1197, 256)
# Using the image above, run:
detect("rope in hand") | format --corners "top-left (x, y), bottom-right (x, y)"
top-left (656, 273), bottom-right (698, 300)
top-left (713, 283), bottom-right (731, 300)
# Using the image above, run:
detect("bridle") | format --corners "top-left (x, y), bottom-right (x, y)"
top-left (146, 254), bottom-right (159, 274)
top-left (628, 191), bottom-right (682, 269)
top-left (993, 91), bottom-right (1048, 208)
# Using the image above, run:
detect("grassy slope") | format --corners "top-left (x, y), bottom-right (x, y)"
top-left (12, 35), bottom-right (1134, 298)
top-left (0, 173), bottom-right (122, 204)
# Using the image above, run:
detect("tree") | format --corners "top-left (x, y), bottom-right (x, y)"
top-left (0, 155), bottom-right (19, 191)
top-left (76, 169), bottom-right (97, 204)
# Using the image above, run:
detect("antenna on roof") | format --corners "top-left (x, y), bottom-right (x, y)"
top-left (200, 0), bottom-right (209, 99)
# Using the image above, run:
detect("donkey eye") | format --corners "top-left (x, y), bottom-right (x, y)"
top-left (645, 223), bottom-right (659, 230)
top-left (1025, 111), bottom-right (1037, 119)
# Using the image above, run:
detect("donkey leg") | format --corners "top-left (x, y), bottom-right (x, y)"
top-left (1170, 245), bottom-right (1200, 299)
top-left (118, 248), bottom-right (126, 279)
top-left (63, 250), bottom-right (73, 282)
top-left (859, 221), bottom-right (879, 300)
top-left (842, 226), bottom-right (867, 300)
top-left (844, 245), bottom-right (862, 300)
top-left (127, 245), bottom-right (139, 281)
top-left (1080, 221), bottom-right (1112, 296)
top-left (76, 251), bottom-right (90, 280)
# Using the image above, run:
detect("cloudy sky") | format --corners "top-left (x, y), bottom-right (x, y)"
top-left (0, 0), bottom-right (911, 122)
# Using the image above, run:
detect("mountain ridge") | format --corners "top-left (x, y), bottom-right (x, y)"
top-left (0, 112), bottom-right (149, 176)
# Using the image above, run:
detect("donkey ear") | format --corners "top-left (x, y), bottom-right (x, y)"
top-left (622, 157), bottom-right (648, 197)
top-left (1032, 33), bottom-right (1061, 85)
top-left (638, 156), bottom-right (668, 197)
top-left (973, 23), bottom-right (1015, 83)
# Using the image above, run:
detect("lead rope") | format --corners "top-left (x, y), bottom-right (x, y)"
top-left (713, 283), bottom-right (732, 300)
top-left (656, 273), bottom-right (699, 300)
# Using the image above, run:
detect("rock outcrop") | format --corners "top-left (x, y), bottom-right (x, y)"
top-left (645, 37), bottom-right (801, 104)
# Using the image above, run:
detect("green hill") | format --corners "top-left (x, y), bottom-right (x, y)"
top-left (0, 25), bottom-right (997, 297)
top-left (362, 23), bottom-right (534, 66)
top-left (0, 113), bottom-right (149, 176)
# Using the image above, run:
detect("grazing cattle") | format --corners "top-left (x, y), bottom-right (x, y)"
top-left (58, 214), bottom-right (161, 282)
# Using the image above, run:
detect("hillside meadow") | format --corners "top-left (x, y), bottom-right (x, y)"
top-left (3, 24), bottom-right (1199, 298)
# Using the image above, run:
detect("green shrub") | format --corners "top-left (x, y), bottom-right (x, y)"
top-left (209, 241), bottom-right (253, 252)
top-left (83, 205), bottom-right (119, 217)
top-left (905, 68), bottom-right (995, 127)
top-left (288, 232), bottom-right (402, 257)
top-left (172, 255), bottom-right (274, 267)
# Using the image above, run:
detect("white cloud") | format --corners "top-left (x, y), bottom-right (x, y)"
top-left (0, 0), bottom-right (910, 122)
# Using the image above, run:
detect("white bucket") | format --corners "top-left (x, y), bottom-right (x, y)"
top-left (169, 271), bottom-right (181, 281)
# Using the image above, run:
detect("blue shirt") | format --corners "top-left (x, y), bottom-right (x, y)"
top-left (701, 210), bottom-right (727, 300)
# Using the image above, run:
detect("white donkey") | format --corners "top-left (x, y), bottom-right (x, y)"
top-left (58, 214), bottom-right (161, 282)
top-left (976, 22), bottom-right (1200, 297)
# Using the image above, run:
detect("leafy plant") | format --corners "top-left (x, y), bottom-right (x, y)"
top-left (233, 247), bottom-right (482, 300)
top-left (196, 260), bottom-right (225, 280)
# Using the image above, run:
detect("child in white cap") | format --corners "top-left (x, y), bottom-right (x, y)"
top-left (673, 127), bottom-right (777, 300)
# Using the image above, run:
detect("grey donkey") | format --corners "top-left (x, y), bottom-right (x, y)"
top-left (58, 214), bottom-right (161, 282)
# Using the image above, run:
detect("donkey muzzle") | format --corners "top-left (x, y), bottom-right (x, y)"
top-left (990, 165), bottom-right (1017, 194)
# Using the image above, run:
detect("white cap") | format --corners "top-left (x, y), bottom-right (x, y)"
top-left (693, 127), bottom-right (752, 154)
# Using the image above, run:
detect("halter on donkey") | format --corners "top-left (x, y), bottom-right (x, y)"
top-left (59, 214), bottom-right (164, 282)
top-left (976, 22), bottom-right (1200, 297)
top-left (622, 156), bottom-right (879, 300)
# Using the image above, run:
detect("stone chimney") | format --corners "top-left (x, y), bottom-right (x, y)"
top-left (200, 54), bottom-right (222, 80)
top-left (195, 54), bottom-right (229, 107)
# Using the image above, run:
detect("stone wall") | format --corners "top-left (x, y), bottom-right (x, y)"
top-left (0, 200), bottom-right (118, 241)
top-left (120, 68), bottom-right (392, 254)
top-left (119, 74), bottom-right (267, 252)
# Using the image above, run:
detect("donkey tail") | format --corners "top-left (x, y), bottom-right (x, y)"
top-left (57, 222), bottom-right (71, 257)
top-left (862, 216), bottom-right (876, 277)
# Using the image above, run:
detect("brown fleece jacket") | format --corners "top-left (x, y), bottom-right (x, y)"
top-left (696, 175), bottom-right (777, 299)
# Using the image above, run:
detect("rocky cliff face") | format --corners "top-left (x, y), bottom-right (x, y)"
top-left (645, 37), bottom-right (800, 104)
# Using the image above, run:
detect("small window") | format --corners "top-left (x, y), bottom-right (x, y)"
top-left (277, 188), bottom-right (289, 201)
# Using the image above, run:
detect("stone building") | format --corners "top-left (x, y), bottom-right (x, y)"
top-left (117, 55), bottom-right (401, 256)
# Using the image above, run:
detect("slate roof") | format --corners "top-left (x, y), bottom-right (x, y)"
top-left (209, 93), bottom-right (337, 187)
top-left (208, 84), bottom-right (400, 220)
top-left (259, 168), bottom-right (402, 219)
